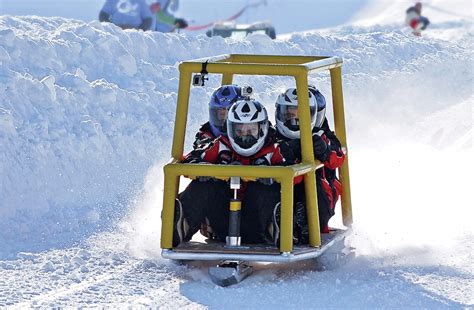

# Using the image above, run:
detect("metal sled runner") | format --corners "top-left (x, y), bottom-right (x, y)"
top-left (160, 54), bottom-right (354, 285)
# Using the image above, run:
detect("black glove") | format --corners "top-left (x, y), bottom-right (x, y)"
top-left (312, 132), bottom-right (327, 156)
top-left (217, 150), bottom-right (233, 165)
top-left (253, 157), bottom-right (270, 166)
top-left (193, 137), bottom-right (212, 149)
top-left (279, 140), bottom-right (299, 164)
top-left (174, 18), bottom-right (188, 29)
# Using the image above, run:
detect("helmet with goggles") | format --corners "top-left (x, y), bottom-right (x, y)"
top-left (208, 85), bottom-right (243, 137)
top-left (227, 99), bottom-right (269, 156)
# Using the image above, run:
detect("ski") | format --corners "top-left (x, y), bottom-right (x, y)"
top-left (208, 261), bottom-right (253, 287)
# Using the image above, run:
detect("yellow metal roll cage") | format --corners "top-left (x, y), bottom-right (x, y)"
top-left (161, 54), bottom-right (353, 253)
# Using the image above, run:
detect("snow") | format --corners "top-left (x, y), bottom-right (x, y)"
top-left (1, 0), bottom-right (473, 307)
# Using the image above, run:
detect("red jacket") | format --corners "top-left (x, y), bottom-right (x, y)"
top-left (314, 119), bottom-right (345, 213)
top-left (184, 134), bottom-right (292, 166)
top-left (276, 118), bottom-right (345, 212)
top-left (182, 133), bottom-right (295, 198)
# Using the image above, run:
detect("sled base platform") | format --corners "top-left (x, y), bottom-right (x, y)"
top-left (162, 228), bottom-right (351, 263)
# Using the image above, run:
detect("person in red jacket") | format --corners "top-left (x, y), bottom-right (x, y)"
top-left (405, 2), bottom-right (430, 36)
top-left (190, 85), bottom-right (244, 239)
top-left (274, 86), bottom-right (345, 244)
top-left (173, 98), bottom-right (295, 246)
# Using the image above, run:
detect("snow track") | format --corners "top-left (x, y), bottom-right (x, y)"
top-left (2, 236), bottom-right (202, 308)
top-left (0, 3), bottom-right (473, 307)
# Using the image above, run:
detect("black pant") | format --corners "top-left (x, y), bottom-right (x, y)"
top-left (178, 179), bottom-right (231, 242)
top-left (294, 174), bottom-right (334, 233)
top-left (241, 181), bottom-right (281, 243)
top-left (178, 179), bottom-right (280, 244)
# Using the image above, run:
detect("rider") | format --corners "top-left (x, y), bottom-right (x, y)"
top-left (150, 0), bottom-right (188, 32)
top-left (405, 2), bottom-right (430, 36)
top-left (274, 85), bottom-right (345, 244)
top-left (99, 0), bottom-right (154, 31)
top-left (191, 85), bottom-right (243, 238)
top-left (174, 98), bottom-right (295, 246)
top-left (192, 85), bottom-right (243, 149)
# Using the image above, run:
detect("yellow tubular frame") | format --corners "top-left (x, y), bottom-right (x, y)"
top-left (161, 54), bottom-right (353, 253)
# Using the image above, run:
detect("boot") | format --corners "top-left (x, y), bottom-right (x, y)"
top-left (294, 201), bottom-right (309, 245)
top-left (274, 202), bottom-right (282, 246)
top-left (268, 202), bottom-right (301, 247)
top-left (173, 199), bottom-right (189, 247)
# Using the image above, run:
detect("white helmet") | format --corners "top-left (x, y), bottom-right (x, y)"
top-left (275, 87), bottom-right (318, 139)
top-left (227, 99), bottom-right (269, 157)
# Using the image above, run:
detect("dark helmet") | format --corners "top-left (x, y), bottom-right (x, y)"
top-left (208, 85), bottom-right (243, 136)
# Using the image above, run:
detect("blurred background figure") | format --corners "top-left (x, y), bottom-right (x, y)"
top-left (150, 0), bottom-right (188, 32)
top-left (99, 0), bottom-right (154, 31)
top-left (405, 2), bottom-right (430, 36)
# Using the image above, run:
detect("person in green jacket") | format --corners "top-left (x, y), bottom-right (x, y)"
top-left (150, 0), bottom-right (188, 32)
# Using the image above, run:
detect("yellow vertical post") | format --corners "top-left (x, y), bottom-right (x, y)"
top-left (163, 63), bottom-right (192, 249)
top-left (161, 170), bottom-right (179, 249)
top-left (330, 67), bottom-right (353, 226)
top-left (221, 73), bottom-right (234, 85)
top-left (279, 177), bottom-right (294, 253)
top-left (295, 75), bottom-right (321, 247)
top-left (171, 66), bottom-right (192, 160)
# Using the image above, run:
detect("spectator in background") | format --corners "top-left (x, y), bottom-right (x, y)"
top-left (99, 0), bottom-right (154, 31)
top-left (150, 0), bottom-right (188, 32)
top-left (405, 2), bottom-right (430, 36)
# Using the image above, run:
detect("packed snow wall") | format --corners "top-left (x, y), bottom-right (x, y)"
top-left (0, 15), bottom-right (472, 256)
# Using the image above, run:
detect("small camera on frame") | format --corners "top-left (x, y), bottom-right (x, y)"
top-left (241, 85), bottom-right (253, 97)
top-left (192, 74), bottom-right (207, 86)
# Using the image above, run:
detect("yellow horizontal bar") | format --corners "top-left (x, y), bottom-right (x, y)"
top-left (181, 62), bottom-right (306, 76)
top-left (182, 55), bottom-right (342, 76)
top-left (165, 163), bottom-right (318, 180)
top-left (180, 61), bottom-right (342, 77)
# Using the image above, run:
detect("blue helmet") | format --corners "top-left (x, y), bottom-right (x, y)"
top-left (209, 85), bottom-right (243, 136)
